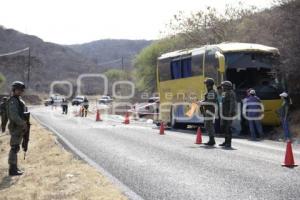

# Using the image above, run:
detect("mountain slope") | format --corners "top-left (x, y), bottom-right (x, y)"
top-left (68, 39), bottom-right (152, 70)
top-left (0, 26), bottom-right (100, 93)
top-left (0, 27), bottom-right (151, 94)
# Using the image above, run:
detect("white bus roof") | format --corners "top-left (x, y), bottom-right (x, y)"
top-left (158, 42), bottom-right (279, 60)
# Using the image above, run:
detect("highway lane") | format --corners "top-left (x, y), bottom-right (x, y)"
top-left (32, 106), bottom-right (300, 200)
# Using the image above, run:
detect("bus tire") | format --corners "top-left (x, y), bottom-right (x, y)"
top-left (170, 107), bottom-right (187, 129)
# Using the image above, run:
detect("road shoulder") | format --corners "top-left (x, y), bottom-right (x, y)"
top-left (0, 118), bottom-right (127, 200)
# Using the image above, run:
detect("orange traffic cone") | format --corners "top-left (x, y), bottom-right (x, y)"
top-left (96, 109), bottom-right (102, 121)
top-left (282, 140), bottom-right (298, 167)
top-left (124, 112), bottom-right (130, 124)
top-left (159, 122), bottom-right (165, 135)
top-left (195, 127), bottom-right (202, 144)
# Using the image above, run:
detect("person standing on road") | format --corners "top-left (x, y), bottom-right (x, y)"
top-left (245, 89), bottom-right (264, 141)
top-left (7, 81), bottom-right (28, 176)
top-left (277, 92), bottom-right (292, 140)
top-left (0, 97), bottom-right (8, 133)
top-left (219, 81), bottom-right (236, 148)
top-left (200, 78), bottom-right (218, 146)
top-left (82, 97), bottom-right (89, 117)
top-left (61, 98), bottom-right (68, 114)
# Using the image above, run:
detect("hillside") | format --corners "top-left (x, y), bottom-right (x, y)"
top-left (0, 27), bottom-right (151, 94)
top-left (68, 39), bottom-right (152, 70)
top-left (0, 26), bottom-right (101, 93)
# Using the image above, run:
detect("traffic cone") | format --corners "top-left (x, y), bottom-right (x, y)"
top-left (96, 109), bottom-right (102, 121)
top-left (195, 127), bottom-right (202, 144)
top-left (124, 112), bottom-right (130, 124)
top-left (159, 122), bottom-right (165, 135)
top-left (282, 140), bottom-right (298, 168)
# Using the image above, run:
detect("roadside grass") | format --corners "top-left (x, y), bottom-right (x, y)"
top-left (0, 118), bottom-right (127, 200)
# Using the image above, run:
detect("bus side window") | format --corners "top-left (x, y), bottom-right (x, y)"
top-left (171, 60), bottom-right (182, 79)
top-left (205, 50), bottom-right (218, 82)
top-left (171, 57), bottom-right (192, 79)
top-left (181, 58), bottom-right (192, 78)
top-left (158, 58), bottom-right (172, 81)
top-left (192, 53), bottom-right (203, 76)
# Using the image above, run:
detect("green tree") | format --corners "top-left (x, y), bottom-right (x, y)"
top-left (134, 36), bottom-right (186, 93)
top-left (0, 73), bottom-right (6, 92)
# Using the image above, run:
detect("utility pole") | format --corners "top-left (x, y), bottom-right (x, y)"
top-left (27, 47), bottom-right (31, 88)
top-left (121, 56), bottom-right (124, 71)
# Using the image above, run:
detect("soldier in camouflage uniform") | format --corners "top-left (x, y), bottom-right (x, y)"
top-left (0, 96), bottom-right (8, 133)
top-left (201, 78), bottom-right (218, 146)
top-left (219, 81), bottom-right (236, 148)
top-left (7, 81), bottom-right (28, 176)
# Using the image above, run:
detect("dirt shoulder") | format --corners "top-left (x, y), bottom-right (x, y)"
top-left (0, 118), bottom-right (127, 200)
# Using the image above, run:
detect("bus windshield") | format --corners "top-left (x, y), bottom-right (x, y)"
top-left (224, 52), bottom-right (281, 100)
top-left (225, 52), bottom-right (278, 69)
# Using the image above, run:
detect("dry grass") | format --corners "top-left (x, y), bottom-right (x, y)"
top-left (0, 118), bottom-right (127, 200)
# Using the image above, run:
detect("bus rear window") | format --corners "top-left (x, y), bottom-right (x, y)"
top-left (158, 58), bottom-right (172, 81)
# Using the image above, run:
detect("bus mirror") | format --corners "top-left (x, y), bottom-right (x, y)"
top-left (215, 51), bottom-right (225, 73)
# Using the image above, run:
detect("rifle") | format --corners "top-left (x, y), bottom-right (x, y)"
top-left (22, 112), bottom-right (31, 160)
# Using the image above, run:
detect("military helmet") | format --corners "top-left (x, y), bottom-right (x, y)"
top-left (221, 81), bottom-right (233, 88)
top-left (204, 78), bottom-right (215, 86)
top-left (12, 81), bottom-right (26, 90)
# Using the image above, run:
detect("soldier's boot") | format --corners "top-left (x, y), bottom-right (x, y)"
top-left (225, 138), bottom-right (232, 148)
top-left (16, 165), bottom-right (24, 173)
top-left (219, 138), bottom-right (227, 147)
top-left (204, 136), bottom-right (216, 146)
top-left (9, 164), bottom-right (23, 176)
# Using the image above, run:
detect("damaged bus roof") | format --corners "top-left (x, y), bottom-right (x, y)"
top-left (158, 42), bottom-right (279, 60)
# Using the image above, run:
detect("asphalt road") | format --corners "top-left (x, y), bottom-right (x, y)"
top-left (32, 106), bottom-right (300, 200)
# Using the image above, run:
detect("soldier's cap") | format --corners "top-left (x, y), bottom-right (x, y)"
top-left (221, 81), bottom-right (233, 87)
top-left (204, 78), bottom-right (215, 85)
top-left (12, 81), bottom-right (26, 90)
top-left (279, 92), bottom-right (288, 98)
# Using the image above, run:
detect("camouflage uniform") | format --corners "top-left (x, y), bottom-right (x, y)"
top-left (221, 84), bottom-right (236, 147)
top-left (7, 96), bottom-right (27, 166)
top-left (203, 89), bottom-right (218, 137)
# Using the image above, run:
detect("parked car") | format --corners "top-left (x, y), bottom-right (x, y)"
top-left (72, 96), bottom-right (86, 106)
top-left (44, 94), bottom-right (64, 106)
top-left (99, 95), bottom-right (113, 104)
top-left (134, 97), bottom-right (159, 118)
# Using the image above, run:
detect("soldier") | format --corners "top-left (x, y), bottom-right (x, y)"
top-left (201, 78), bottom-right (218, 146)
top-left (219, 81), bottom-right (236, 148)
top-left (0, 97), bottom-right (8, 133)
top-left (82, 97), bottom-right (89, 117)
top-left (7, 81), bottom-right (28, 176)
top-left (61, 98), bottom-right (68, 114)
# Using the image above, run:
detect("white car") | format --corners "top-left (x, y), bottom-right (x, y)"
top-left (99, 96), bottom-right (113, 104)
top-left (72, 96), bottom-right (85, 106)
top-left (44, 94), bottom-right (64, 106)
top-left (134, 97), bottom-right (159, 118)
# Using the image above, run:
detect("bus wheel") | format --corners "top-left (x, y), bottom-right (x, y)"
top-left (170, 107), bottom-right (187, 129)
top-left (170, 107), bottom-right (181, 129)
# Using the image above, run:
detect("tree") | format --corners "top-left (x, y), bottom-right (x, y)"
top-left (0, 73), bottom-right (6, 92)
top-left (134, 36), bottom-right (186, 93)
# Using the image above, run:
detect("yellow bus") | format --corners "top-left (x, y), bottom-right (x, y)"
top-left (157, 42), bottom-right (282, 129)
